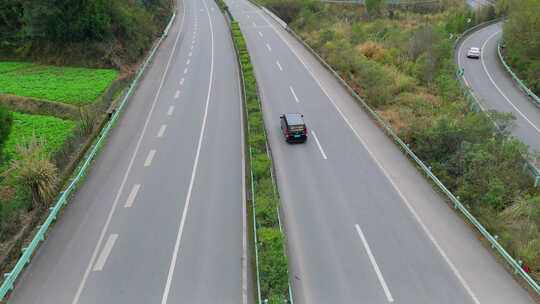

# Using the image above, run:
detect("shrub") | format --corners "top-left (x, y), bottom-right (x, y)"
top-left (10, 135), bottom-right (58, 210)
top-left (0, 101), bottom-right (13, 163)
top-left (253, 153), bottom-right (271, 180)
top-left (258, 227), bottom-right (289, 299)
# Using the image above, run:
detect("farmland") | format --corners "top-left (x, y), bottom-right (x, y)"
top-left (0, 63), bottom-right (118, 106)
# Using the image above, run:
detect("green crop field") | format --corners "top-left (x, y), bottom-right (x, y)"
top-left (0, 62), bottom-right (118, 106)
top-left (0, 62), bottom-right (34, 74)
top-left (4, 112), bottom-right (77, 160)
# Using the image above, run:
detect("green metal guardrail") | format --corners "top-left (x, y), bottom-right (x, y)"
top-left (280, 19), bottom-right (540, 295)
top-left (0, 12), bottom-right (176, 301)
top-left (497, 39), bottom-right (540, 107)
top-left (452, 18), bottom-right (540, 187)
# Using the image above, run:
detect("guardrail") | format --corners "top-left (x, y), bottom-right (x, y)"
top-left (497, 39), bottom-right (540, 107)
top-left (0, 12), bottom-right (177, 301)
top-left (256, 7), bottom-right (540, 294)
top-left (452, 18), bottom-right (540, 187)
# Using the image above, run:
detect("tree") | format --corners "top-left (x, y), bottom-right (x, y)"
top-left (366, 0), bottom-right (383, 15)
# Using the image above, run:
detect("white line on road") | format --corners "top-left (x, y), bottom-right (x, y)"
top-left (161, 0), bottom-right (215, 302)
top-left (72, 3), bottom-right (186, 302)
top-left (355, 224), bottom-right (394, 302)
top-left (180, 78), bottom-right (184, 85)
top-left (311, 130), bottom-right (327, 160)
top-left (157, 124), bottom-right (167, 138)
top-left (174, 90), bottom-right (180, 99)
top-left (167, 105), bottom-right (175, 116)
top-left (252, 21), bottom-right (256, 27)
top-left (144, 149), bottom-right (156, 167)
top-left (258, 31), bottom-right (263, 37)
top-left (276, 60), bottom-right (282, 71)
top-left (258, 9), bottom-right (480, 304)
top-left (480, 31), bottom-right (540, 133)
top-left (289, 86), bottom-right (299, 103)
top-left (186, 59), bottom-right (191, 65)
top-left (190, 45), bottom-right (194, 50)
top-left (184, 67), bottom-right (188, 74)
top-left (92, 234), bottom-right (118, 271)
top-left (189, 52), bottom-right (192, 57)
top-left (124, 184), bottom-right (141, 208)
top-left (266, 43), bottom-right (271, 51)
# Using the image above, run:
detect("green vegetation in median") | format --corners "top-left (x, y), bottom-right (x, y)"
top-left (231, 19), bottom-right (291, 303)
top-left (261, 0), bottom-right (540, 284)
top-left (0, 63), bottom-right (118, 106)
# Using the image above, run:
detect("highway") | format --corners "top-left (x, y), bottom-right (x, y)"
top-left (457, 22), bottom-right (540, 156)
top-left (225, 1), bottom-right (536, 303)
top-left (8, 0), bottom-right (248, 303)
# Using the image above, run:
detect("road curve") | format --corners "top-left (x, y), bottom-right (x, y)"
top-left (457, 22), bottom-right (540, 155)
top-left (8, 0), bottom-right (247, 303)
top-left (225, 1), bottom-right (535, 303)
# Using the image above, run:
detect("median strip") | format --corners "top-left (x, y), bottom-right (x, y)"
top-left (214, 0), bottom-right (292, 302)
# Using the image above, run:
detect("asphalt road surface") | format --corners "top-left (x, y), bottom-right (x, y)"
top-left (225, 1), bottom-right (536, 303)
top-left (8, 0), bottom-right (248, 303)
top-left (457, 22), bottom-right (540, 157)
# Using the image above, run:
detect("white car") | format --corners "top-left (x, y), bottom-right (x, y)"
top-left (467, 47), bottom-right (481, 59)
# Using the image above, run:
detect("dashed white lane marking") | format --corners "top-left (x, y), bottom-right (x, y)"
top-left (124, 184), bottom-right (141, 208)
top-left (289, 86), bottom-right (299, 103)
top-left (174, 90), bottom-right (180, 99)
top-left (355, 224), bottom-right (394, 302)
top-left (480, 31), bottom-right (540, 134)
top-left (266, 43), bottom-right (271, 51)
top-left (189, 52), bottom-right (192, 57)
top-left (190, 45), bottom-right (194, 50)
top-left (258, 31), bottom-right (263, 37)
top-left (184, 67), bottom-right (189, 74)
top-left (311, 130), bottom-right (327, 160)
top-left (72, 4), bottom-right (186, 303)
top-left (180, 78), bottom-right (184, 85)
top-left (252, 21), bottom-right (256, 27)
top-left (161, 0), bottom-right (215, 303)
top-left (144, 149), bottom-right (156, 167)
top-left (258, 8), bottom-right (480, 304)
top-left (92, 234), bottom-right (118, 271)
top-left (186, 59), bottom-right (191, 65)
top-left (167, 106), bottom-right (175, 116)
top-left (276, 60), bottom-right (282, 71)
top-left (157, 124), bottom-right (167, 138)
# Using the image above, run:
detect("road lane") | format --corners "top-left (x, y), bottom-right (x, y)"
top-left (8, 0), bottom-right (245, 303)
top-left (458, 22), bottom-right (540, 155)
top-left (228, 1), bottom-right (535, 303)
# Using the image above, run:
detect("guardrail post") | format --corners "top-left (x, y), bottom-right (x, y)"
top-left (492, 235), bottom-right (498, 248)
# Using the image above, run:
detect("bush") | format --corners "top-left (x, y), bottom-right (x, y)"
top-left (253, 153), bottom-right (271, 180)
top-left (0, 101), bottom-right (13, 163)
top-left (10, 135), bottom-right (58, 210)
top-left (258, 227), bottom-right (289, 299)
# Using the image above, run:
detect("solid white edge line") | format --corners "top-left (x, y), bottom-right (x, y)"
top-left (355, 225), bottom-right (394, 302)
top-left (480, 31), bottom-right (540, 133)
top-left (276, 60), bottom-right (282, 71)
top-left (72, 2), bottom-right (186, 302)
top-left (144, 149), bottom-right (156, 166)
top-left (168, 105), bottom-right (175, 116)
top-left (157, 124), bottom-right (168, 138)
top-left (310, 130), bottom-right (327, 160)
top-left (160, 0), bottom-right (215, 302)
top-left (92, 234), bottom-right (118, 271)
top-left (174, 89), bottom-right (180, 99)
top-left (124, 184), bottom-right (141, 208)
top-left (289, 86), bottom-right (299, 103)
top-left (256, 8), bottom-right (481, 304)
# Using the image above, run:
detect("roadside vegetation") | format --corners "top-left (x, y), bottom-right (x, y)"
top-left (231, 16), bottom-right (290, 303)
top-left (0, 0), bottom-right (172, 68)
top-left (499, 0), bottom-right (540, 95)
top-left (259, 0), bottom-right (540, 283)
top-left (0, 63), bottom-right (118, 106)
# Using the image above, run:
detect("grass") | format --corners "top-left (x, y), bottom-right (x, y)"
top-left (0, 63), bottom-right (118, 106)
top-left (3, 112), bottom-right (77, 160)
